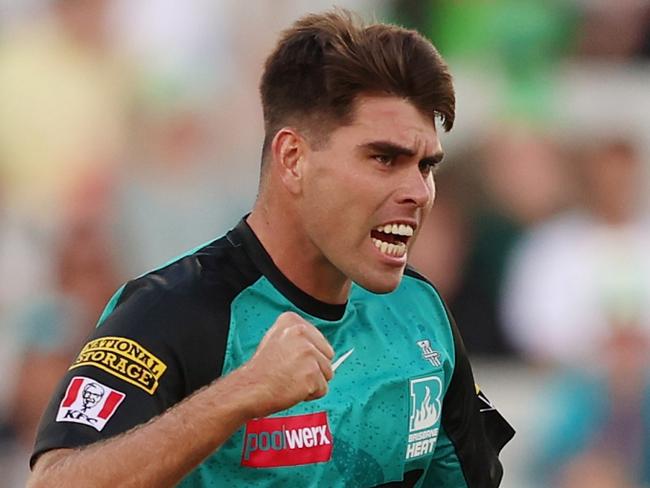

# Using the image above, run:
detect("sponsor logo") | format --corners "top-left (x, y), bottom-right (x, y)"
top-left (331, 348), bottom-right (354, 372)
top-left (416, 339), bottom-right (441, 367)
top-left (56, 376), bottom-right (125, 431)
top-left (241, 412), bottom-right (333, 468)
top-left (406, 376), bottom-right (442, 460)
top-left (69, 336), bottom-right (167, 394)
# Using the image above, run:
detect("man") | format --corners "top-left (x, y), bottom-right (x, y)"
top-left (29, 9), bottom-right (514, 487)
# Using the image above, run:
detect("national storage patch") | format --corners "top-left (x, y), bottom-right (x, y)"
top-left (69, 337), bottom-right (167, 394)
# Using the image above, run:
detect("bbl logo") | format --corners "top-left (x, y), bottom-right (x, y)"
top-left (416, 340), bottom-right (441, 367)
top-left (406, 375), bottom-right (442, 460)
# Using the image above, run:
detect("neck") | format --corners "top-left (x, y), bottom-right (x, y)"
top-left (247, 199), bottom-right (351, 305)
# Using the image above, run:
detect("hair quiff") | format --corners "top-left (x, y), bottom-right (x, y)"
top-left (259, 9), bottom-right (455, 161)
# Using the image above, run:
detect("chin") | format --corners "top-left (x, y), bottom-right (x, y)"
top-left (354, 271), bottom-right (404, 295)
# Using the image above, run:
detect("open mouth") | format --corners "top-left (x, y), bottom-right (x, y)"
top-left (370, 223), bottom-right (414, 258)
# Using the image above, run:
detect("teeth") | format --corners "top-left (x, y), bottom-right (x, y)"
top-left (393, 242), bottom-right (407, 257)
top-left (374, 223), bottom-right (414, 236)
top-left (372, 223), bottom-right (412, 258)
top-left (398, 224), bottom-right (414, 237)
top-left (372, 238), bottom-right (407, 258)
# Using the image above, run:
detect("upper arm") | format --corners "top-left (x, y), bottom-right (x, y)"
top-left (28, 449), bottom-right (74, 487)
top-left (30, 271), bottom-right (230, 467)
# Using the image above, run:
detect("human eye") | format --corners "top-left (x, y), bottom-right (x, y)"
top-left (373, 154), bottom-right (394, 166)
top-left (419, 160), bottom-right (437, 175)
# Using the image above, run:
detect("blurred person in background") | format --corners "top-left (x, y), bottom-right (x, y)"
top-left (0, 164), bottom-right (118, 488)
top-left (0, 0), bottom-right (131, 230)
top-left (0, 215), bottom-right (117, 487)
top-left (0, 181), bottom-right (51, 422)
top-left (449, 125), bottom-right (571, 357)
top-left (0, 0), bottom-right (130, 459)
top-left (576, 0), bottom-right (650, 61)
top-left (530, 326), bottom-right (650, 487)
top-left (54, 217), bottom-right (120, 323)
top-left (109, 88), bottom-right (254, 277)
top-left (501, 137), bottom-right (650, 365)
top-left (0, 299), bottom-right (86, 488)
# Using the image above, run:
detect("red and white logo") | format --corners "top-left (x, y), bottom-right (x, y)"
top-left (241, 411), bottom-right (333, 468)
top-left (56, 376), bottom-right (125, 431)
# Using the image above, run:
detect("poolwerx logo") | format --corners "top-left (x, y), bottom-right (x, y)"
top-left (241, 412), bottom-right (333, 468)
top-left (69, 336), bottom-right (167, 394)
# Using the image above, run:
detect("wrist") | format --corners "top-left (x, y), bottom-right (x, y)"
top-left (219, 364), bottom-right (271, 420)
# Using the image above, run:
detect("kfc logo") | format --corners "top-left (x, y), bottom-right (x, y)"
top-left (56, 376), bottom-right (125, 431)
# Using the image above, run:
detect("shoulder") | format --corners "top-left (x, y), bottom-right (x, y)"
top-left (399, 265), bottom-right (449, 316)
top-left (88, 233), bottom-right (263, 391)
top-left (383, 266), bottom-right (457, 356)
top-left (100, 233), bottom-right (261, 330)
top-left (402, 265), bottom-right (438, 290)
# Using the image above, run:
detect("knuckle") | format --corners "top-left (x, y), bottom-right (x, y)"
top-left (303, 380), bottom-right (317, 397)
top-left (296, 341), bottom-right (315, 357)
top-left (324, 365), bottom-right (333, 381)
top-left (302, 365), bottom-right (321, 385)
top-left (280, 311), bottom-right (299, 321)
top-left (307, 361), bottom-right (321, 377)
top-left (316, 382), bottom-right (328, 398)
top-left (275, 311), bottom-right (297, 327)
top-left (294, 321), bottom-right (311, 336)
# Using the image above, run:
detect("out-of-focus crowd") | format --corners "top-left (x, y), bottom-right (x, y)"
top-left (0, 1), bottom-right (649, 487)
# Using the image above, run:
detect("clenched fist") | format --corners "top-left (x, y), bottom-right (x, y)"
top-left (237, 312), bottom-right (335, 418)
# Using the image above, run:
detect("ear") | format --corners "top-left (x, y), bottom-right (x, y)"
top-left (270, 128), bottom-right (307, 194)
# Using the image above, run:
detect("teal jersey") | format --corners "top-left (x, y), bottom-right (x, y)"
top-left (33, 218), bottom-right (514, 487)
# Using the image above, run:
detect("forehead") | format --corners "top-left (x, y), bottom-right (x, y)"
top-left (342, 95), bottom-right (441, 154)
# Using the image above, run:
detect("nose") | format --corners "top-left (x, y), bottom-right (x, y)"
top-left (395, 165), bottom-right (435, 209)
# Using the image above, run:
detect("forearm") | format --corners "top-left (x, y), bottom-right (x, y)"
top-left (28, 368), bottom-right (259, 488)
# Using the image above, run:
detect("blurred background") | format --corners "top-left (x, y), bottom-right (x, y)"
top-left (0, 0), bottom-right (649, 486)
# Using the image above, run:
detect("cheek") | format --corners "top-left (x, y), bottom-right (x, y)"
top-left (307, 167), bottom-right (367, 214)
top-left (424, 176), bottom-right (436, 212)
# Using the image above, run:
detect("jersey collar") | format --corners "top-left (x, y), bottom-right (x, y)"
top-left (229, 217), bottom-right (348, 321)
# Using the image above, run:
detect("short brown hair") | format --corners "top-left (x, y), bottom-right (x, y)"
top-left (259, 9), bottom-right (455, 163)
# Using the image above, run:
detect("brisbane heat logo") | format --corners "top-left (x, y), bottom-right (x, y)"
top-left (241, 412), bottom-right (333, 468)
top-left (406, 375), bottom-right (442, 460)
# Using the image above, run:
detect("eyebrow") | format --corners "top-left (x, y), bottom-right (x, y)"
top-left (358, 140), bottom-right (445, 165)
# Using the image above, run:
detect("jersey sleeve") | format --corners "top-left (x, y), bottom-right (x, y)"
top-left (30, 271), bottom-right (230, 467)
top-left (423, 313), bottom-right (515, 488)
